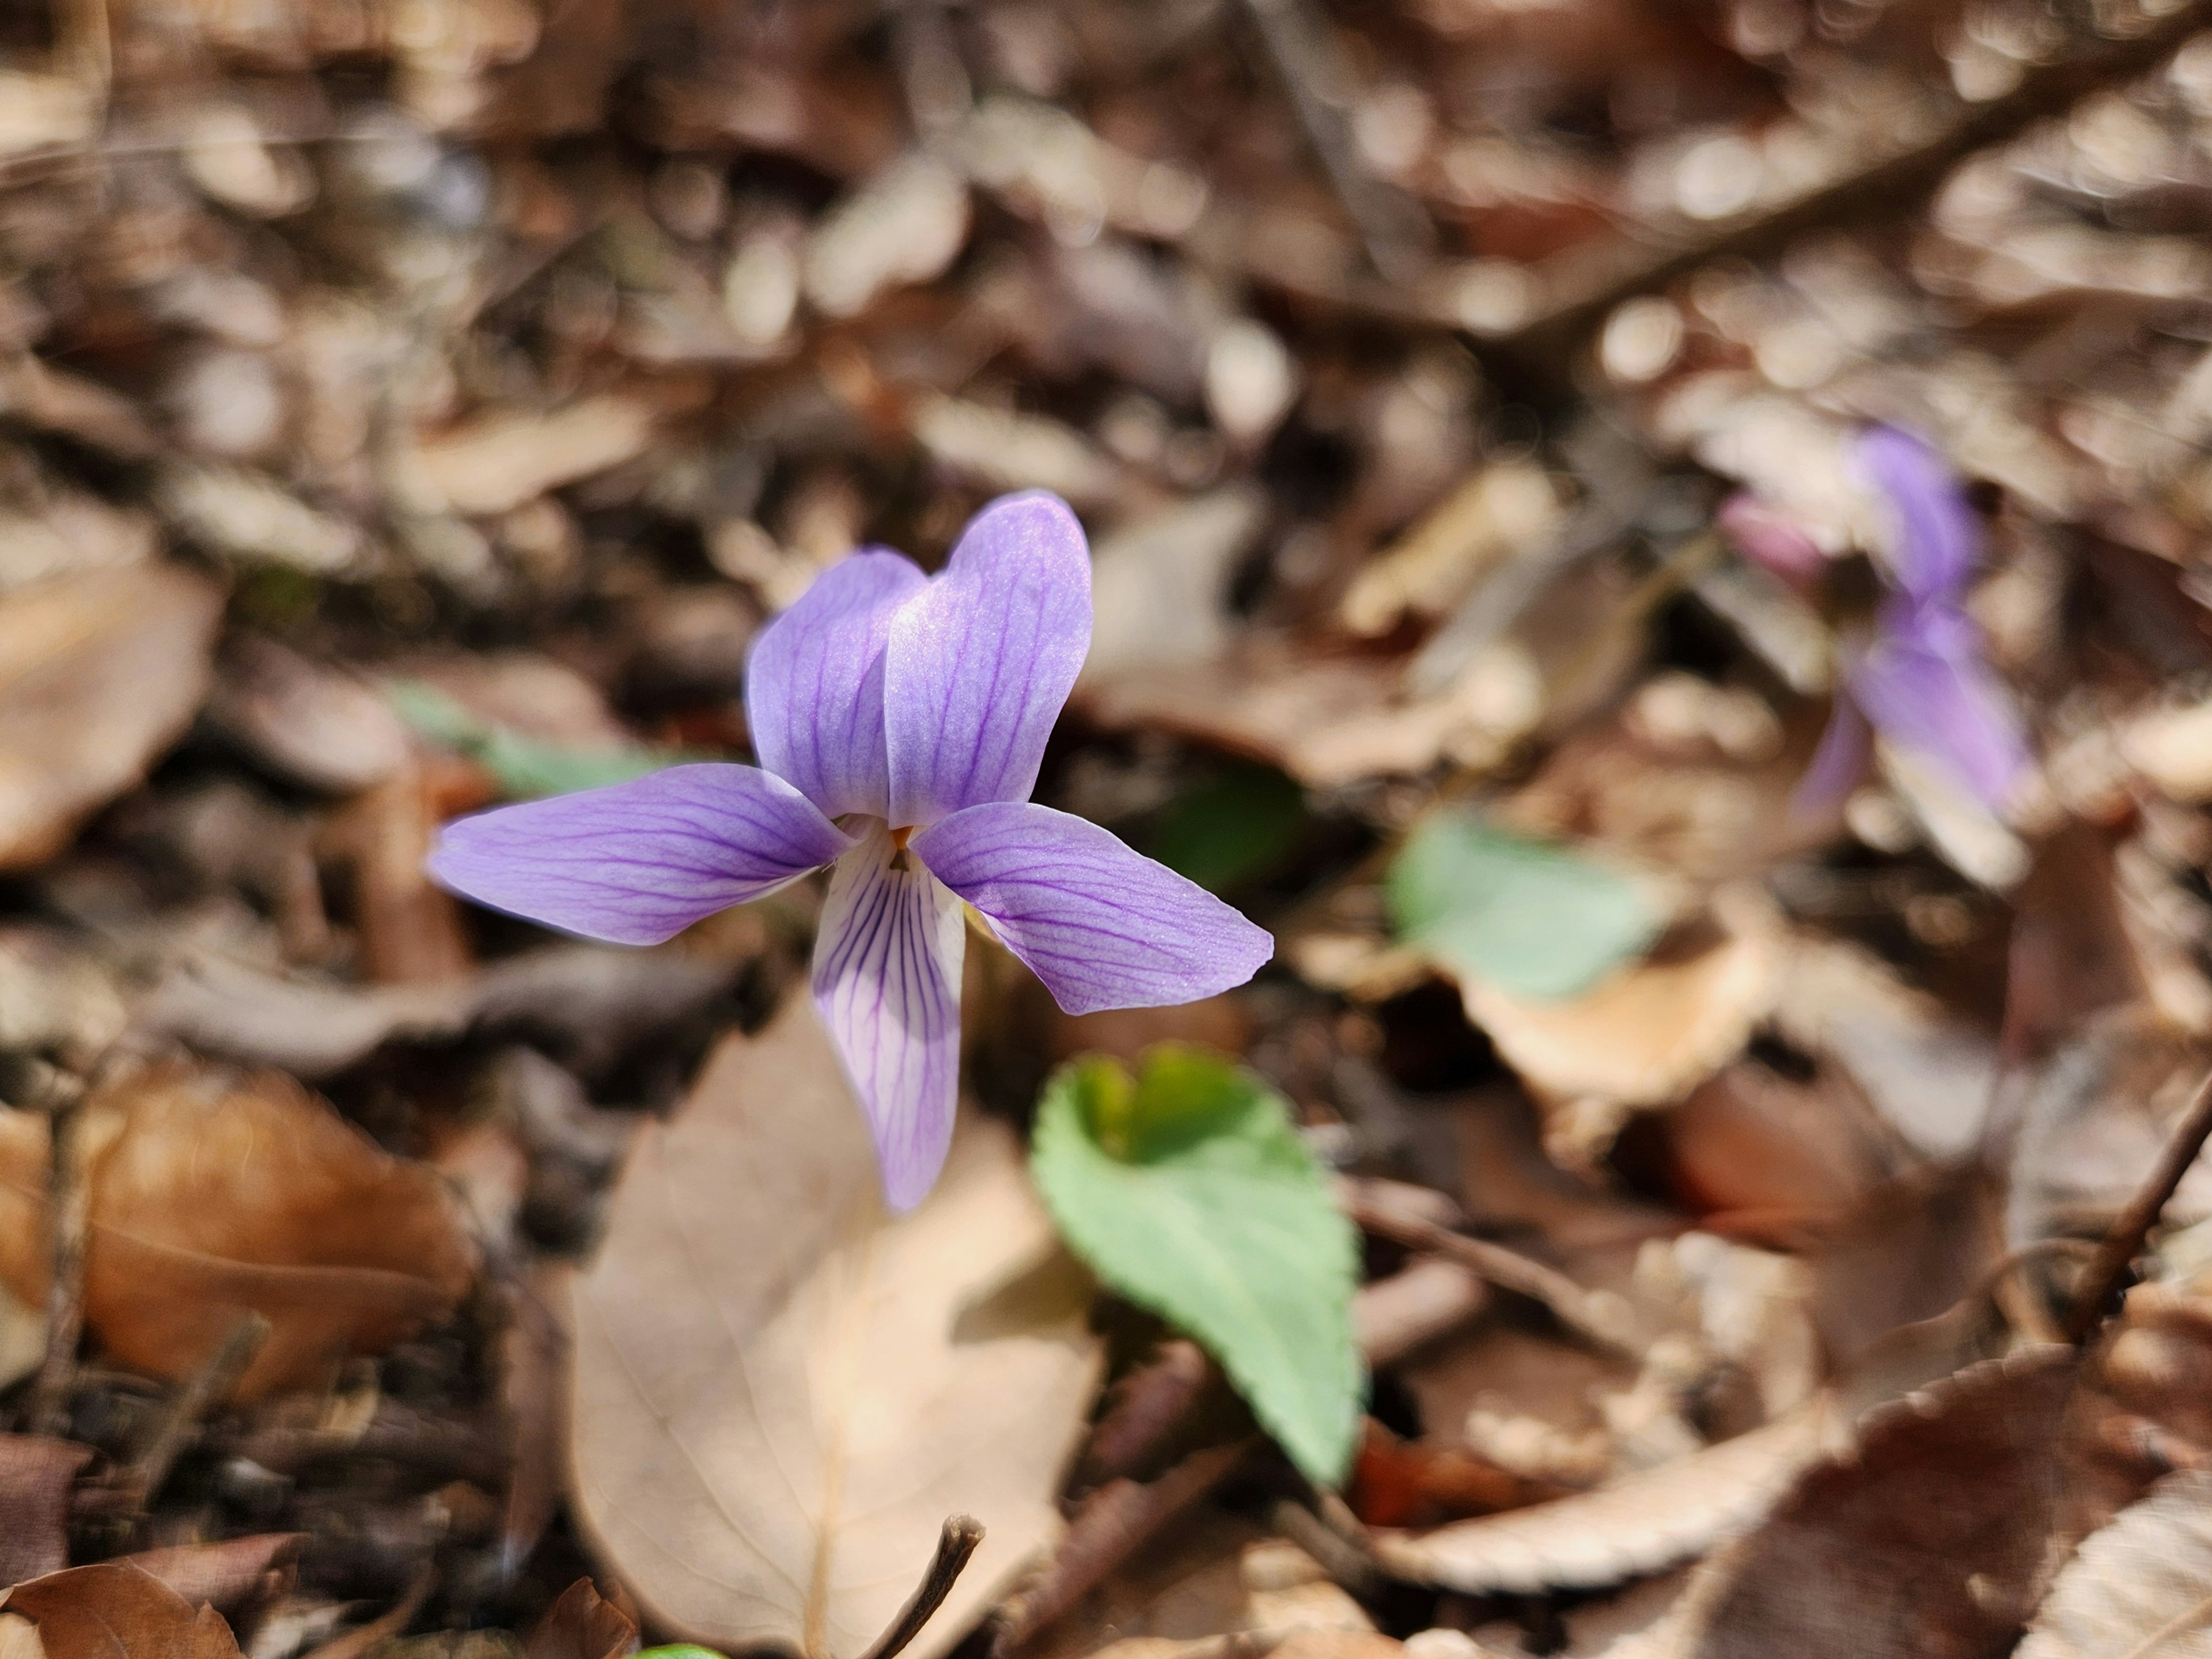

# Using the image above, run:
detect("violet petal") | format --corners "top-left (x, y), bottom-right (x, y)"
top-left (745, 550), bottom-right (927, 819)
top-left (884, 492), bottom-right (1092, 828)
top-left (430, 763), bottom-right (854, 945)
top-left (1793, 688), bottom-right (1872, 821)
top-left (1849, 630), bottom-right (2028, 810)
top-left (1858, 426), bottom-right (1979, 607)
top-left (812, 825), bottom-right (967, 1211)
top-left (912, 801), bottom-right (1274, 1016)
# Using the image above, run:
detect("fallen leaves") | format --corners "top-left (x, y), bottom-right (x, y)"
top-left (1, 1563), bottom-right (243, 1659)
top-left (0, 1438), bottom-right (90, 1586)
top-left (0, 565), bottom-right (224, 869)
top-left (0, 1063), bottom-right (477, 1397)
top-left (569, 998), bottom-right (1103, 1659)
top-left (2017, 1467), bottom-right (2212, 1659)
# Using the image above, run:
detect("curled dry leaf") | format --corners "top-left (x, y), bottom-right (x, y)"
top-left (1689, 1348), bottom-right (2084, 1659)
top-left (2018, 1466), bottom-right (2212, 1659)
top-left (1, 1562), bottom-right (242, 1659)
top-left (0, 1063), bottom-right (477, 1398)
top-left (568, 997), bottom-right (1104, 1659)
top-left (1459, 921), bottom-right (1775, 1118)
top-left (116, 1536), bottom-right (302, 1629)
top-left (0, 564), bottom-right (224, 870)
top-left (1371, 1406), bottom-right (1831, 1594)
top-left (524, 1578), bottom-right (638, 1659)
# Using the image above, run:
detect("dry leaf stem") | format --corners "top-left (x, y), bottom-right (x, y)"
top-left (28, 1086), bottom-right (90, 1437)
top-left (1344, 1192), bottom-right (1646, 1361)
top-left (2066, 1063), bottom-right (2212, 1342)
top-left (861, 1516), bottom-right (987, 1659)
top-left (124, 1311), bottom-right (271, 1508)
top-left (992, 1436), bottom-right (1259, 1658)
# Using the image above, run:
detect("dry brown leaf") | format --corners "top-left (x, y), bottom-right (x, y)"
top-left (0, 1438), bottom-right (90, 1588)
top-left (2, 1563), bottom-right (242, 1659)
top-left (1459, 923), bottom-right (1774, 1117)
top-left (525, 1578), bottom-right (638, 1659)
top-left (0, 564), bottom-right (224, 869)
top-left (1340, 461), bottom-right (1563, 638)
top-left (1690, 1347), bottom-right (2084, 1659)
top-left (569, 997), bottom-right (1103, 1659)
top-left (0, 1063), bottom-right (478, 1397)
top-left (2017, 1467), bottom-right (2212, 1659)
top-left (415, 394), bottom-right (667, 518)
top-left (118, 1536), bottom-right (302, 1628)
top-left (1371, 1407), bottom-right (1830, 1594)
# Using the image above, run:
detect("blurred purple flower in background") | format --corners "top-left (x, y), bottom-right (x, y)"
top-left (1794, 426), bottom-right (2029, 815)
top-left (429, 491), bottom-right (1273, 1209)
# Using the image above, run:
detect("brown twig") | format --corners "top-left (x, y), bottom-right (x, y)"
top-left (2066, 1063), bottom-right (2212, 1342)
top-left (993, 1438), bottom-right (1258, 1659)
top-left (126, 1311), bottom-right (271, 1508)
top-left (861, 1515), bottom-right (987, 1659)
top-left (28, 1085), bottom-right (92, 1437)
top-left (1346, 1190), bottom-right (1646, 1362)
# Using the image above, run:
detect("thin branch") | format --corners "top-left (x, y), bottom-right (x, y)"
top-left (28, 1085), bottom-right (91, 1437)
top-left (125, 1310), bottom-right (271, 1508)
top-left (2066, 1063), bottom-right (2212, 1342)
top-left (862, 1515), bottom-right (987, 1659)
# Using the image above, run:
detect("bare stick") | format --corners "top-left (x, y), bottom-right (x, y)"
top-left (2066, 1063), bottom-right (2212, 1342)
top-left (126, 1311), bottom-right (271, 1507)
top-left (28, 1088), bottom-right (91, 1437)
top-left (1346, 1194), bottom-right (1647, 1361)
top-left (862, 1515), bottom-right (987, 1659)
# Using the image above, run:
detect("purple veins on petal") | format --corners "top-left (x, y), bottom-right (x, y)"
top-left (745, 550), bottom-right (927, 820)
top-left (884, 491), bottom-right (1093, 829)
top-left (912, 800), bottom-right (1274, 1017)
top-left (428, 763), bottom-right (854, 946)
top-left (812, 825), bottom-right (967, 1212)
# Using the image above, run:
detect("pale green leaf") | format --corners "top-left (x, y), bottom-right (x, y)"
top-left (389, 679), bottom-right (675, 800)
top-left (1387, 811), bottom-right (1661, 1001)
top-left (1031, 1046), bottom-right (1362, 1487)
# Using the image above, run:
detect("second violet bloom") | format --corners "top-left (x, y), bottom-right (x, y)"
top-left (1792, 427), bottom-right (2029, 817)
top-left (430, 491), bottom-right (1273, 1210)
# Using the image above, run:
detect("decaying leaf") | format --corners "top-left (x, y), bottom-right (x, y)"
top-left (1, 1563), bottom-right (242, 1659)
top-left (0, 1063), bottom-right (478, 1397)
top-left (0, 565), bottom-right (224, 869)
top-left (569, 998), bottom-right (1104, 1659)
top-left (524, 1579), bottom-right (638, 1659)
top-left (1690, 1348), bottom-right (2085, 1659)
top-left (2018, 1467), bottom-right (2212, 1659)
top-left (1371, 1406), bottom-right (1831, 1594)
top-left (1460, 920), bottom-right (1775, 1122)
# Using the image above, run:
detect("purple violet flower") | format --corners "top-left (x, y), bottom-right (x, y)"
top-left (1796, 427), bottom-right (2028, 816)
top-left (428, 492), bottom-right (1272, 1211)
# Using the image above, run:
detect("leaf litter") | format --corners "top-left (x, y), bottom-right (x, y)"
top-left (10, 0), bottom-right (2212, 1652)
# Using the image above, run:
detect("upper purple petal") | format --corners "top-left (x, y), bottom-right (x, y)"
top-left (812, 825), bottom-right (965, 1210)
top-left (745, 550), bottom-right (927, 819)
top-left (1858, 426), bottom-right (1979, 607)
top-left (883, 492), bottom-right (1092, 828)
top-left (1849, 627), bottom-right (2028, 810)
top-left (912, 801), bottom-right (1273, 1016)
top-left (430, 763), bottom-right (853, 946)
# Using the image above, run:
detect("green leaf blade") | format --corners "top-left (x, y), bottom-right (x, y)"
top-left (1386, 812), bottom-right (1661, 1001)
top-left (1032, 1048), bottom-right (1363, 1488)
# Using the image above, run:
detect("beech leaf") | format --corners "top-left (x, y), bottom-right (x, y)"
top-left (1031, 1046), bottom-right (1362, 1487)
top-left (568, 997), bottom-right (1103, 1659)
top-left (2017, 1467), bottom-right (2212, 1659)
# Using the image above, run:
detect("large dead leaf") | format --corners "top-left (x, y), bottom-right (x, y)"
top-left (1690, 1348), bottom-right (2085, 1659)
top-left (569, 998), bottom-right (1104, 1659)
top-left (2018, 1467), bottom-right (2212, 1659)
top-left (1371, 1407), bottom-right (1831, 1594)
top-left (0, 565), bottom-right (224, 869)
top-left (0, 1064), bottom-right (477, 1398)
top-left (1, 1563), bottom-right (241, 1659)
